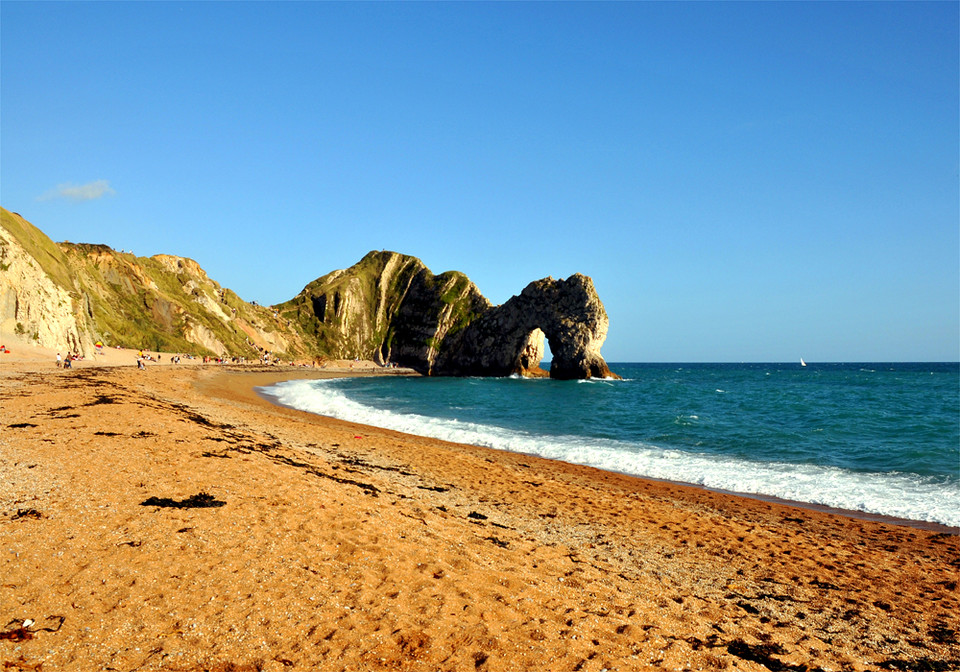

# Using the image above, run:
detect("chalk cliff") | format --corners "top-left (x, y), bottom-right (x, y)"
top-left (0, 210), bottom-right (91, 354)
top-left (279, 251), bottom-right (618, 379)
top-left (275, 251), bottom-right (491, 371)
top-left (1, 208), bottom-right (310, 359)
top-left (2, 209), bottom-right (617, 378)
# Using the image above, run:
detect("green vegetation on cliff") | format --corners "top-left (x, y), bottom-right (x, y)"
top-left (277, 250), bottom-right (425, 359)
top-left (2, 209), bottom-right (615, 378)
top-left (1, 208), bottom-right (76, 291)
top-left (2, 210), bottom-right (490, 365)
top-left (275, 250), bottom-right (490, 367)
top-left (1, 208), bottom-right (313, 359)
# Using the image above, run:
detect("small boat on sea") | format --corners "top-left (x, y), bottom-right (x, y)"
top-left (800, 357), bottom-right (807, 367)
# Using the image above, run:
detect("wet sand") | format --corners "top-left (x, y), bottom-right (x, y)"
top-left (1, 352), bottom-right (958, 671)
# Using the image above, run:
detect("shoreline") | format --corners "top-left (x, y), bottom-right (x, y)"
top-left (250, 369), bottom-right (957, 535)
top-left (3, 353), bottom-right (958, 670)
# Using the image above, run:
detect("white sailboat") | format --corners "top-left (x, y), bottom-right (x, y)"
top-left (800, 357), bottom-right (807, 367)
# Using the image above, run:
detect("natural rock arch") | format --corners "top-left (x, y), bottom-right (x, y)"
top-left (434, 274), bottom-right (619, 380)
top-left (275, 250), bottom-right (617, 379)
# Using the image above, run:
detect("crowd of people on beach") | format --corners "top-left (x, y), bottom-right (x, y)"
top-left (45, 342), bottom-right (405, 371)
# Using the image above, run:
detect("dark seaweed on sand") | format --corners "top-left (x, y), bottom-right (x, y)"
top-left (10, 508), bottom-right (43, 521)
top-left (140, 492), bottom-right (225, 509)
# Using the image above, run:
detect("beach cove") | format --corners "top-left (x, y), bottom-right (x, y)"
top-left (2, 354), bottom-right (958, 671)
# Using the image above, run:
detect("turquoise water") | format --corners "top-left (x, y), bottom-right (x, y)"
top-left (261, 363), bottom-right (960, 527)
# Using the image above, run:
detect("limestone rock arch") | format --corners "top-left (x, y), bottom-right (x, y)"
top-left (434, 274), bottom-right (619, 380)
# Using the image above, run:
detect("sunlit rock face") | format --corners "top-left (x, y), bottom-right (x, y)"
top-left (4, 206), bottom-right (618, 375)
top-left (280, 250), bottom-right (617, 379)
top-left (280, 251), bottom-right (492, 371)
top-left (434, 274), bottom-right (619, 380)
top-left (2, 207), bottom-right (309, 359)
top-left (0, 214), bottom-right (89, 354)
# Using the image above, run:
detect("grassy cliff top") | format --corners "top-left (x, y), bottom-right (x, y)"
top-left (1, 207), bottom-right (77, 292)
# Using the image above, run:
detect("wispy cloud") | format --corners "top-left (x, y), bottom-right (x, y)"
top-left (37, 179), bottom-right (116, 202)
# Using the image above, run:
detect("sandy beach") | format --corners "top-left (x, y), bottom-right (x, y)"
top-left (1, 349), bottom-right (957, 671)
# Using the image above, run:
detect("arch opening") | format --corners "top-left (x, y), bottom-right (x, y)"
top-left (515, 327), bottom-right (550, 377)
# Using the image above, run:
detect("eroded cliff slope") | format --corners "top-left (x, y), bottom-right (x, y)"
top-left (0, 210), bottom-right (91, 354)
top-left (1, 208), bottom-right (311, 359)
top-left (275, 251), bottom-right (491, 371)
top-left (2, 209), bottom-right (617, 377)
top-left (278, 251), bottom-right (617, 379)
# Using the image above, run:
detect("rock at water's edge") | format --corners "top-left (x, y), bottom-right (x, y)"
top-left (434, 274), bottom-right (619, 380)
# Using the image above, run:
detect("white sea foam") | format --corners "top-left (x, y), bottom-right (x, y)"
top-left (260, 379), bottom-right (960, 528)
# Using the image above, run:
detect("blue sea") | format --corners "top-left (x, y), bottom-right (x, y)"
top-left (260, 363), bottom-right (960, 528)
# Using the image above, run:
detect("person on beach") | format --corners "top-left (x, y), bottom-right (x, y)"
top-left (56, 352), bottom-right (62, 368)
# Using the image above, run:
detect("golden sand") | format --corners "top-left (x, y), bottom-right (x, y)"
top-left (1, 350), bottom-right (957, 671)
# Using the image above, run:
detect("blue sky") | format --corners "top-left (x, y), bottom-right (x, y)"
top-left (2, 2), bottom-right (957, 362)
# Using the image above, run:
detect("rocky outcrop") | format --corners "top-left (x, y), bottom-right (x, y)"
top-left (0, 211), bottom-right (90, 353)
top-left (2, 209), bottom-right (617, 377)
top-left (1, 207), bottom-right (311, 359)
top-left (279, 251), bottom-right (617, 379)
top-left (276, 251), bottom-right (491, 370)
top-left (434, 274), bottom-right (618, 379)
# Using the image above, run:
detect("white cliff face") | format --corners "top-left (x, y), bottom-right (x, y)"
top-left (2, 210), bottom-right (617, 371)
top-left (0, 224), bottom-right (88, 353)
top-left (183, 321), bottom-right (228, 357)
top-left (192, 286), bottom-right (233, 324)
top-left (1, 208), bottom-right (313, 360)
top-left (157, 255), bottom-right (233, 324)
